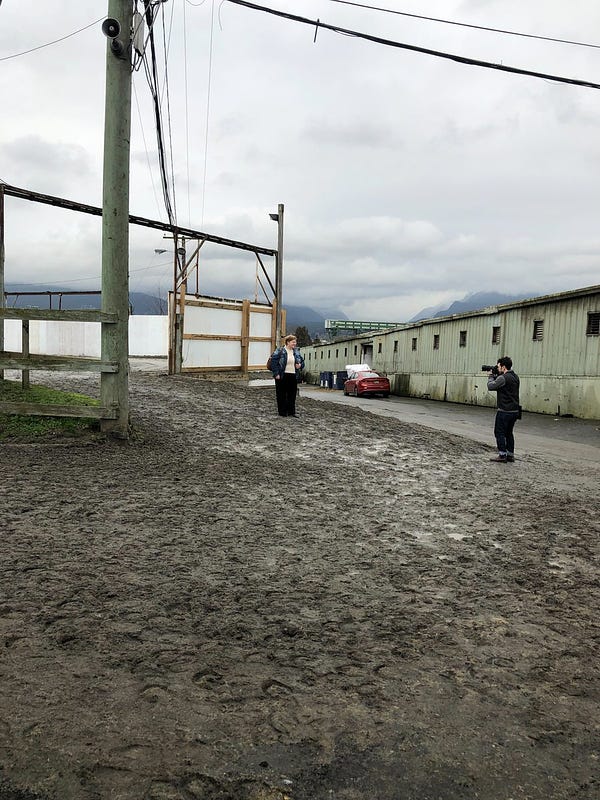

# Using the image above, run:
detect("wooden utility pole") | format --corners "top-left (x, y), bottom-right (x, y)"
top-left (0, 185), bottom-right (5, 380)
top-left (274, 203), bottom-right (284, 342)
top-left (100, 0), bottom-right (133, 437)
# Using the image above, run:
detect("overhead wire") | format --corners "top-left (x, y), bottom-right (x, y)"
top-left (201, 0), bottom-right (216, 226)
top-left (183, 0), bottom-right (192, 226)
top-left (224, 0), bottom-right (600, 91)
top-left (132, 80), bottom-right (163, 219)
top-left (328, 0), bottom-right (600, 51)
top-left (0, 16), bottom-right (105, 62)
top-left (160, 5), bottom-right (179, 226)
top-left (141, 0), bottom-right (177, 226)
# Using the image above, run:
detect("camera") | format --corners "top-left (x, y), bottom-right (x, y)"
top-left (482, 364), bottom-right (499, 376)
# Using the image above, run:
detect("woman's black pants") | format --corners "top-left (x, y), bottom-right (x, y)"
top-left (276, 374), bottom-right (298, 416)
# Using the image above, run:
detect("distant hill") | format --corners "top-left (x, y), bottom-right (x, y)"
top-left (410, 291), bottom-right (532, 322)
top-left (285, 305), bottom-right (347, 338)
top-left (4, 283), bottom-right (165, 315)
top-left (3, 283), bottom-right (343, 335)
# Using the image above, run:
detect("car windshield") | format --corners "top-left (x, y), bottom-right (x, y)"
top-left (358, 371), bottom-right (380, 378)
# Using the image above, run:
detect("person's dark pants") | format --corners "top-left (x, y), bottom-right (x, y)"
top-left (275, 374), bottom-right (298, 416)
top-left (275, 378), bottom-right (286, 415)
top-left (494, 410), bottom-right (518, 455)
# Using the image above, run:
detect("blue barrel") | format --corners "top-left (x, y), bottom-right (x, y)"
top-left (336, 370), bottom-right (348, 390)
top-left (325, 371), bottom-right (334, 389)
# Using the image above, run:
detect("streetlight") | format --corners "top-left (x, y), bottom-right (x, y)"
top-left (154, 248), bottom-right (167, 255)
top-left (270, 204), bottom-right (284, 342)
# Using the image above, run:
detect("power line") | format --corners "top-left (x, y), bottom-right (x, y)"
top-left (132, 79), bottom-right (163, 219)
top-left (201, 0), bottom-right (216, 226)
top-left (183, 0), bottom-right (192, 227)
top-left (141, 0), bottom-right (177, 226)
top-left (0, 16), bottom-right (106, 62)
top-left (225, 0), bottom-right (600, 91)
top-left (329, 0), bottom-right (600, 51)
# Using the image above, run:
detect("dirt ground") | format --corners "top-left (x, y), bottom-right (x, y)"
top-left (1, 368), bottom-right (599, 800)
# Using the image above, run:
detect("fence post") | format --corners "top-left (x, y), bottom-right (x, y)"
top-left (21, 319), bottom-right (30, 390)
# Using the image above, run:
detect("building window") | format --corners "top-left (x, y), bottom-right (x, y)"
top-left (344, 347), bottom-right (347, 356)
top-left (433, 334), bottom-right (440, 350)
top-left (492, 326), bottom-right (501, 344)
top-left (393, 340), bottom-right (398, 353)
top-left (320, 351), bottom-right (323, 359)
top-left (335, 349), bottom-right (339, 358)
top-left (459, 330), bottom-right (467, 347)
top-left (378, 342), bottom-right (382, 354)
top-left (586, 312), bottom-right (600, 336)
top-left (354, 345), bottom-right (358, 355)
top-left (308, 352), bottom-right (311, 361)
top-left (532, 320), bottom-right (544, 341)
top-left (412, 338), bottom-right (417, 351)
top-left (328, 350), bottom-right (331, 358)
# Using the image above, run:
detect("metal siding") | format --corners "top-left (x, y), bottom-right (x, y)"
top-left (304, 288), bottom-right (600, 416)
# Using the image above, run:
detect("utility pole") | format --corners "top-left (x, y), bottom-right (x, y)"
top-left (0, 185), bottom-right (5, 380)
top-left (100, 0), bottom-right (133, 437)
top-left (271, 203), bottom-right (284, 342)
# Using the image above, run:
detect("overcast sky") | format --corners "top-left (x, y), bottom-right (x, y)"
top-left (1, 0), bottom-right (599, 320)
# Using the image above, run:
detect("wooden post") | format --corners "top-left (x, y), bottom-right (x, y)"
top-left (241, 299), bottom-right (250, 376)
top-left (280, 308), bottom-right (287, 340)
top-left (271, 298), bottom-right (278, 353)
top-left (0, 185), bottom-right (5, 380)
top-left (100, 0), bottom-right (133, 437)
top-left (275, 203), bottom-right (284, 342)
top-left (21, 319), bottom-right (29, 390)
top-left (174, 313), bottom-right (183, 373)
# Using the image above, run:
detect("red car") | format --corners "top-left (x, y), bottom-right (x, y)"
top-left (343, 370), bottom-right (390, 398)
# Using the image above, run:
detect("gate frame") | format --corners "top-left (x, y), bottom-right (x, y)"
top-left (0, 183), bottom-right (280, 415)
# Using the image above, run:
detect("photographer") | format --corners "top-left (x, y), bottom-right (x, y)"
top-left (487, 356), bottom-right (520, 463)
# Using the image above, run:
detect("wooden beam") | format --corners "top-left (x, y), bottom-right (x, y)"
top-left (0, 353), bottom-right (119, 372)
top-left (182, 333), bottom-right (241, 342)
top-left (241, 299), bottom-right (250, 375)
top-left (0, 401), bottom-right (116, 419)
top-left (181, 365), bottom-right (243, 373)
top-left (0, 308), bottom-right (118, 323)
top-left (2, 184), bottom-right (277, 257)
top-left (0, 185), bottom-right (4, 380)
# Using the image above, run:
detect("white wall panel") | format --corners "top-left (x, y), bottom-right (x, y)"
top-left (249, 310), bottom-right (272, 337)
top-left (182, 338), bottom-right (241, 368)
top-left (184, 304), bottom-right (241, 336)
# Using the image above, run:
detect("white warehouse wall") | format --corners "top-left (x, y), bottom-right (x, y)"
top-left (3, 316), bottom-right (168, 357)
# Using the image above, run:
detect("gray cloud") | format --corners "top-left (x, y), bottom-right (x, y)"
top-left (1, 0), bottom-right (599, 323)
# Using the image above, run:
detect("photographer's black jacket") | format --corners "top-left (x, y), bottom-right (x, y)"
top-left (487, 370), bottom-right (520, 412)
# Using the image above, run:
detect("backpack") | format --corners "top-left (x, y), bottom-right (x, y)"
top-left (267, 348), bottom-right (279, 370)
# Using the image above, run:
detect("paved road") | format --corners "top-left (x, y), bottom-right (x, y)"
top-left (298, 384), bottom-right (600, 467)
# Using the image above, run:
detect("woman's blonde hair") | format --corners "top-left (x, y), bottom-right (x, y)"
top-left (284, 334), bottom-right (296, 344)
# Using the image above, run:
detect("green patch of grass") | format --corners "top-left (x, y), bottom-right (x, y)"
top-left (0, 379), bottom-right (101, 441)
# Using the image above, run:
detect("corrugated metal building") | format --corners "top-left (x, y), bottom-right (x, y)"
top-left (304, 285), bottom-right (600, 419)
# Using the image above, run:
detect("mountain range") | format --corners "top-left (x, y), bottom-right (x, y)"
top-left (4, 284), bottom-right (537, 336)
top-left (410, 291), bottom-right (532, 322)
top-left (2, 283), bottom-right (345, 338)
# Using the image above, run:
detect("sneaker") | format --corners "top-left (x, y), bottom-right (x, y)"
top-left (506, 454), bottom-right (515, 462)
top-left (490, 455), bottom-right (507, 462)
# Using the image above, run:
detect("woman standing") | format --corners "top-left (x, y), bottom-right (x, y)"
top-left (270, 334), bottom-right (305, 417)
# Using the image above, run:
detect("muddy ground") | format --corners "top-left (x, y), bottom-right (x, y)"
top-left (1, 368), bottom-right (599, 800)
